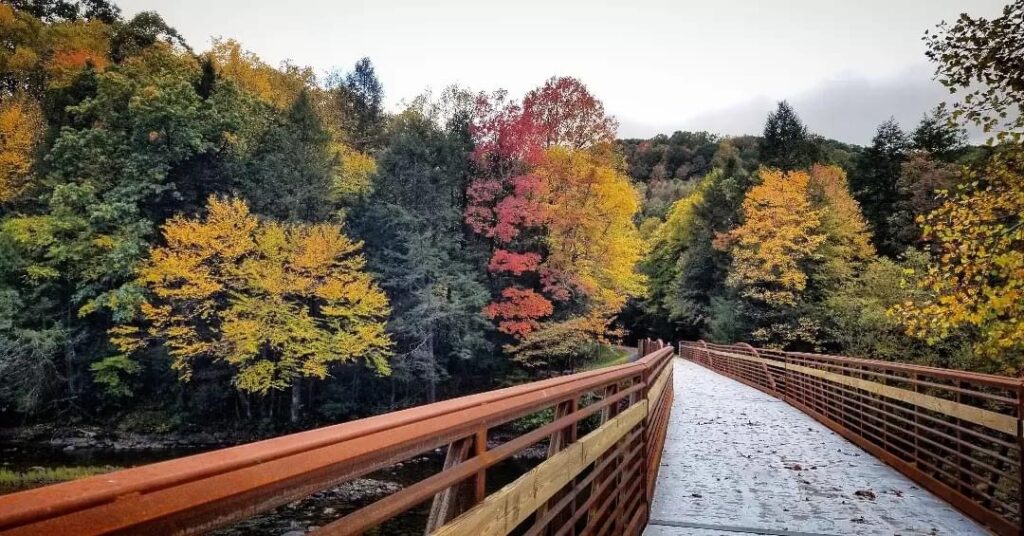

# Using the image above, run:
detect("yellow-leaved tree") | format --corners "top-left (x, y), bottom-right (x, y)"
top-left (0, 94), bottom-right (43, 204)
top-left (716, 168), bottom-right (825, 307)
top-left (715, 165), bottom-right (872, 349)
top-left (206, 39), bottom-right (313, 111)
top-left (537, 146), bottom-right (646, 312)
top-left (893, 150), bottom-right (1024, 373)
top-left (806, 164), bottom-right (876, 287)
top-left (509, 146), bottom-right (645, 369)
top-left (114, 197), bottom-right (391, 419)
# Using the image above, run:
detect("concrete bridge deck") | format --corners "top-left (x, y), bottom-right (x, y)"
top-left (646, 359), bottom-right (988, 536)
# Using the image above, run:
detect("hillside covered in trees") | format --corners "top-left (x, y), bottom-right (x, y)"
top-left (0, 0), bottom-right (1021, 435)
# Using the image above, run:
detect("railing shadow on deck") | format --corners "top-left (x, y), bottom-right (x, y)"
top-left (0, 342), bottom-right (674, 536)
top-left (680, 340), bottom-right (1023, 536)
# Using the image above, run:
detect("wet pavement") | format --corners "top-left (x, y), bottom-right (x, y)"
top-left (645, 359), bottom-right (987, 536)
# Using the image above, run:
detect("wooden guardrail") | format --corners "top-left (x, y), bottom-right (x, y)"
top-left (0, 342), bottom-right (674, 535)
top-left (680, 340), bottom-right (1023, 536)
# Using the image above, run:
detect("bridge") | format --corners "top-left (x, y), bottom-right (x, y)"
top-left (0, 341), bottom-right (1019, 535)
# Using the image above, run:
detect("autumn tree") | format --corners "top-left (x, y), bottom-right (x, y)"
top-left (715, 165), bottom-right (872, 349)
top-left (537, 146), bottom-right (645, 313)
top-left (925, 0), bottom-right (1024, 142)
top-left (206, 38), bottom-right (313, 111)
top-left (890, 1), bottom-right (1024, 373)
top-left (465, 80), bottom-right (643, 367)
top-left (894, 151), bottom-right (1024, 372)
top-left (805, 164), bottom-right (875, 293)
top-left (715, 169), bottom-right (824, 345)
top-left (465, 90), bottom-right (549, 336)
top-left (0, 94), bottom-right (43, 204)
top-left (523, 76), bottom-right (618, 149)
top-left (1, 43), bottom-right (246, 410)
top-left (118, 197), bottom-right (391, 421)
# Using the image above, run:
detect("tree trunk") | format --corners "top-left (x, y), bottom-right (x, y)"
top-left (290, 378), bottom-right (302, 424)
top-left (238, 390), bottom-right (252, 420)
top-left (426, 335), bottom-right (437, 404)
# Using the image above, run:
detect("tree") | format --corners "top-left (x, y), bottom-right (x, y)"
top-left (206, 38), bottom-right (313, 111)
top-left (911, 106), bottom-right (966, 159)
top-left (891, 2), bottom-right (1024, 373)
top-left (641, 183), bottom-right (704, 336)
top-left (8, 0), bottom-right (120, 23)
top-left (716, 169), bottom-right (824, 308)
top-left (852, 118), bottom-right (909, 256)
top-left (108, 11), bottom-right (188, 62)
top-left (714, 165), bottom-right (873, 349)
top-left (886, 152), bottom-right (961, 251)
top-left (894, 151), bottom-right (1024, 373)
top-left (465, 81), bottom-right (643, 366)
top-left (536, 146), bottom-right (645, 313)
top-left (0, 94), bottom-right (43, 204)
top-left (350, 93), bottom-right (492, 405)
top-left (925, 0), bottom-right (1024, 142)
top-left (661, 139), bottom-right (755, 338)
top-left (1, 43), bottom-right (247, 412)
top-left (330, 57), bottom-right (386, 152)
top-left (760, 101), bottom-right (818, 171)
top-left (805, 164), bottom-right (875, 293)
top-left (117, 197), bottom-right (392, 421)
top-left (522, 76), bottom-right (618, 149)
top-left (237, 89), bottom-right (336, 223)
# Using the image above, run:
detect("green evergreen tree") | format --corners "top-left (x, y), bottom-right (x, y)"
top-left (911, 107), bottom-right (966, 159)
top-left (349, 95), bottom-right (491, 405)
top-left (760, 101), bottom-right (818, 171)
top-left (331, 58), bottom-right (386, 152)
top-left (851, 118), bottom-right (909, 256)
top-left (237, 89), bottom-right (335, 222)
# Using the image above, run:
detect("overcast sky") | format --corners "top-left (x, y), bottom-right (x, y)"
top-left (116, 0), bottom-right (1006, 145)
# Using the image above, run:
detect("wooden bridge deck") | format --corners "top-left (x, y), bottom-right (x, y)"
top-left (646, 359), bottom-right (987, 536)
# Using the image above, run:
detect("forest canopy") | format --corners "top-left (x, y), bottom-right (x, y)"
top-left (0, 0), bottom-right (1021, 432)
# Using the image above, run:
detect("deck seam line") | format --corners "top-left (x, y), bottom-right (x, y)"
top-left (647, 518), bottom-right (838, 536)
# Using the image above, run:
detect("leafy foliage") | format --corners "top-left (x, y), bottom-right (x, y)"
top-left (121, 196), bottom-right (392, 394)
top-left (925, 0), bottom-right (1024, 142)
top-left (0, 94), bottom-right (43, 204)
top-left (894, 150), bottom-right (1024, 372)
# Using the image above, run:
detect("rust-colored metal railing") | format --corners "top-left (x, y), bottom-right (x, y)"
top-left (0, 343), bottom-right (674, 536)
top-left (680, 340), bottom-right (1024, 536)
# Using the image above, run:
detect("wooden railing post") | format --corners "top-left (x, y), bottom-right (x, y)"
top-left (425, 436), bottom-right (476, 533)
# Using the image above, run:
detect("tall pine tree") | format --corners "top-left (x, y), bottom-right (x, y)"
top-left (760, 101), bottom-right (818, 171)
top-left (851, 118), bottom-right (909, 256)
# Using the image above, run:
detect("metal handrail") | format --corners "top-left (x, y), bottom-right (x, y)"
top-left (680, 340), bottom-right (1023, 536)
top-left (0, 343), bottom-right (675, 536)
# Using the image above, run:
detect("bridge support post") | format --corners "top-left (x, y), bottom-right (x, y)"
top-left (425, 429), bottom-right (488, 533)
